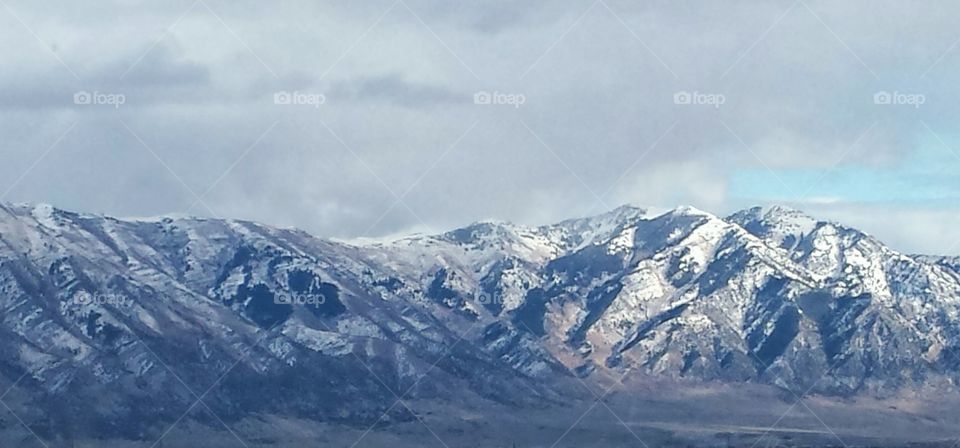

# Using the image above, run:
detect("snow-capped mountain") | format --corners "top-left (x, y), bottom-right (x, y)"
top-left (0, 202), bottom-right (557, 440)
top-left (2, 201), bottom-right (960, 440)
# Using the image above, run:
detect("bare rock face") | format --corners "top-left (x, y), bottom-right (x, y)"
top-left (1, 201), bottom-right (960, 441)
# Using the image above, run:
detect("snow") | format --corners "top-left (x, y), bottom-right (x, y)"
top-left (283, 325), bottom-right (353, 356)
top-left (3, 200), bottom-right (960, 395)
top-left (31, 203), bottom-right (59, 229)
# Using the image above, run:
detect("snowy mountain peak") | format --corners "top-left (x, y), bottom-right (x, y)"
top-left (727, 205), bottom-right (821, 251)
top-left (608, 203), bottom-right (648, 215)
top-left (728, 204), bottom-right (818, 227)
top-left (667, 204), bottom-right (712, 217)
top-left (551, 204), bottom-right (648, 226)
top-left (441, 220), bottom-right (518, 245)
top-left (30, 202), bottom-right (66, 228)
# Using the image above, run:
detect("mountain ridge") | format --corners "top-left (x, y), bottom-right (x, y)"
top-left (1, 200), bottom-right (960, 443)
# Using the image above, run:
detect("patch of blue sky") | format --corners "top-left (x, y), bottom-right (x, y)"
top-left (730, 143), bottom-right (960, 207)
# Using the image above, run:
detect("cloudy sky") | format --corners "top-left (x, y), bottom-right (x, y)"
top-left (1, 0), bottom-right (959, 254)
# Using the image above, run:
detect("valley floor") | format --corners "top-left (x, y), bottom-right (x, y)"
top-left (5, 380), bottom-right (960, 447)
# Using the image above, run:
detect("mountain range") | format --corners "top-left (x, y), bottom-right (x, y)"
top-left (1, 201), bottom-right (960, 445)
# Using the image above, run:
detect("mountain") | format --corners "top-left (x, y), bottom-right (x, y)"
top-left (1, 201), bottom-right (960, 444)
top-left (0, 202), bottom-right (559, 443)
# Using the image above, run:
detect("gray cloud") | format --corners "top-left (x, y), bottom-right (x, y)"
top-left (2, 0), bottom-right (960, 254)
top-left (329, 73), bottom-right (463, 108)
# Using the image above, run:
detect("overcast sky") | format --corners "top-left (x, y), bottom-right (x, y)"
top-left (1, 0), bottom-right (959, 254)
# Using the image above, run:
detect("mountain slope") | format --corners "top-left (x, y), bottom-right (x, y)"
top-left (1, 201), bottom-right (960, 442)
top-left (0, 203), bottom-right (559, 441)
